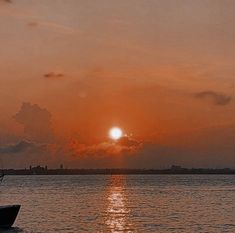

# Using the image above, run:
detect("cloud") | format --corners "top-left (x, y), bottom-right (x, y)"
top-left (0, 140), bottom-right (38, 154)
top-left (65, 139), bottom-right (197, 169)
top-left (68, 136), bottom-right (142, 158)
top-left (44, 72), bottom-right (64, 79)
top-left (13, 102), bottom-right (54, 143)
top-left (28, 22), bottom-right (38, 27)
top-left (1, 0), bottom-right (12, 3)
top-left (27, 21), bottom-right (77, 34)
top-left (48, 135), bottom-right (144, 168)
top-left (44, 72), bottom-right (65, 79)
top-left (194, 91), bottom-right (232, 106)
top-left (0, 140), bottom-right (57, 168)
top-left (117, 136), bottom-right (142, 147)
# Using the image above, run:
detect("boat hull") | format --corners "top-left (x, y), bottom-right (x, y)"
top-left (0, 205), bottom-right (20, 228)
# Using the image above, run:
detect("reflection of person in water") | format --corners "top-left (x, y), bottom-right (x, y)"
top-left (0, 158), bottom-right (4, 182)
top-left (0, 173), bottom-right (4, 183)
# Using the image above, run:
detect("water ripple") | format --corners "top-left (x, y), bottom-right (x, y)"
top-left (0, 175), bottom-right (234, 232)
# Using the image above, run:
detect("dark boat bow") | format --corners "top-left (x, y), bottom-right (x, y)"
top-left (0, 205), bottom-right (21, 228)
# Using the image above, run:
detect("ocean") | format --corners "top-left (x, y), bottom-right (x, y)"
top-left (0, 175), bottom-right (234, 233)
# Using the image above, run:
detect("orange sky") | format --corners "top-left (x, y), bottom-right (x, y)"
top-left (0, 0), bottom-right (235, 168)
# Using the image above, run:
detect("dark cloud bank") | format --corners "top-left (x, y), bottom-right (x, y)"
top-left (0, 140), bottom-right (37, 154)
top-left (0, 102), bottom-right (56, 168)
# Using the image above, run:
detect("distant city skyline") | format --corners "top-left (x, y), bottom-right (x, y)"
top-left (3, 164), bottom-right (235, 175)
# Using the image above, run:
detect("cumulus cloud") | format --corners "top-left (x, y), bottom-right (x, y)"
top-left (13, 102), bottom-right (54, 143)
top-left (194, 91), bottom-right (232, 106)
top-left (44, 72), bottom-right (64, 79)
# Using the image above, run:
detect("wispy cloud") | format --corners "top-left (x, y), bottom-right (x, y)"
top-left (44, 72), bottom-right (65, 79)
top-left (0, 0), bottom-right (12, 3)
top-left (194, 91), bottom-right (232, 106)
top-left (0, 6), bottom-right (79, 35)
top-left (28, 21), bottom-right (78, 34)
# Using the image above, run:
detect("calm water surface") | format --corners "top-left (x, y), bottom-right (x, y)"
top-left (0, 175), bottom-right (234, 233)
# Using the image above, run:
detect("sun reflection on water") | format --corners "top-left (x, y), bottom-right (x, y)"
top-left (105, 175), bottom-right (133, 233)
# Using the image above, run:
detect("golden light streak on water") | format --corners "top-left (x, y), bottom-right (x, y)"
top-left (105, 176), bottom-right (133, 233)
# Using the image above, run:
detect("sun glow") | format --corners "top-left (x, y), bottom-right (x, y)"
top-left (109, 127), bottom-right (123, 140)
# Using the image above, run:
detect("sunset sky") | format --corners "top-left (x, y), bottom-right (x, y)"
top-left (0, 0), bottom-right (235, 168)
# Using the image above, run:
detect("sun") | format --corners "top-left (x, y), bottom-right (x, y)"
top-left (109, 127), bottom-right (123, 140)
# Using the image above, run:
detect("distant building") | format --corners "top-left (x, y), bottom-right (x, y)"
top-left (170, 165), bottom-right (183, 171)
top-left (30, 165), bottom-right (47, 175)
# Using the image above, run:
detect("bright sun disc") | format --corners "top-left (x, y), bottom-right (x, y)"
top-left (109, 127), bottom-right (123, 140)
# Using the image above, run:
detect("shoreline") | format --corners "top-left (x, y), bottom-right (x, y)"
top-left (3, 168), bottom-right (235, 175)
